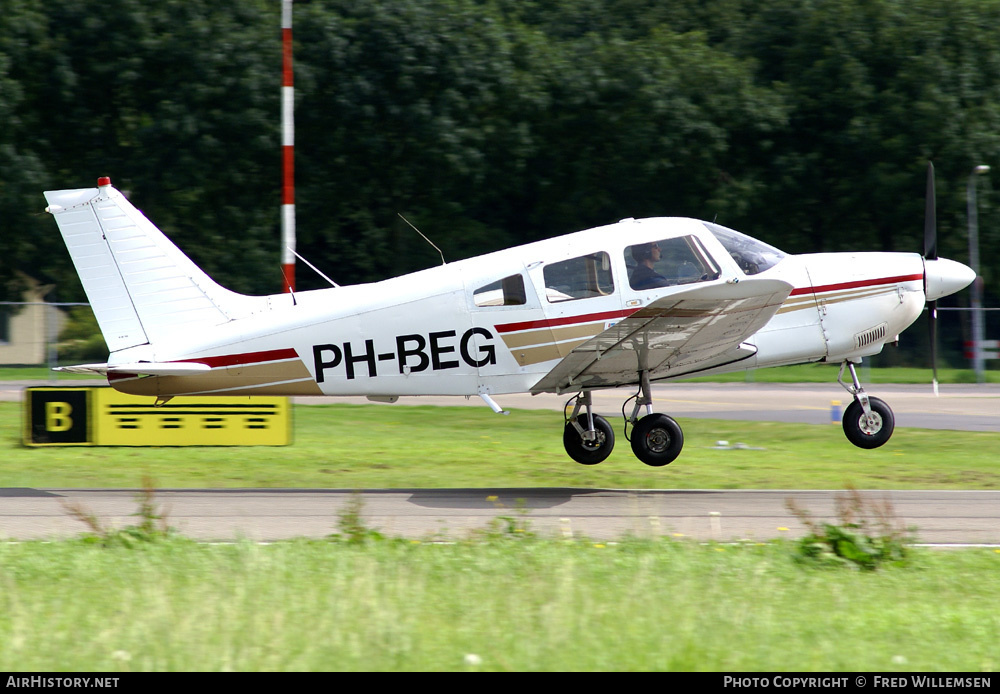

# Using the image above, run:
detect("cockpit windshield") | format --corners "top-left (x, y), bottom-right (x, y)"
top-left (704, 222), bottom-right (786, 276)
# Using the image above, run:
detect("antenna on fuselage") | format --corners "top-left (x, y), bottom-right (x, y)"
top-left (398, 213), bottom-right (446, 265)
top-left (286, 246), bottom-right (341, 288)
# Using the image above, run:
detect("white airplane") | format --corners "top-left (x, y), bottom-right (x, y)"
top-left (44, 170), bottom-right (974, 466)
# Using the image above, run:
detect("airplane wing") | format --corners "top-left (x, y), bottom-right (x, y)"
top-left (530, 278), bottom-right (793, 394)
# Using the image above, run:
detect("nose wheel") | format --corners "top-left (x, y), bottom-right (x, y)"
top-left (838, 362), bottom-right (895, 449)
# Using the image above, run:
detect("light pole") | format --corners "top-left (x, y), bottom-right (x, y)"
top-left (967, 164), bottom-right (990, 383)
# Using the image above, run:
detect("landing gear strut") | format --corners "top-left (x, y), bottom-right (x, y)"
top-left (838, 361), bottom-right (895, 449)
top-left (562, 372), bottom-right (685, 467)
top-left (624, 371), bottom-right (684, 467)
top-left (563, 391), bottom-right (615, 465)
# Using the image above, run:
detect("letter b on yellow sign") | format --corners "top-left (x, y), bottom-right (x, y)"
top-left (45, 401), bottom-right (74, 432)
top-left (27, 389), bottom-right (89, 444)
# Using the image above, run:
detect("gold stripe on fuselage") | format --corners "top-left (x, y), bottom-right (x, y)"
top-left (776, 285), bottom-right (897, 315)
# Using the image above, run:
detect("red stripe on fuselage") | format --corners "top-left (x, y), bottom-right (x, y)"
top-left (177, 348), bottom-right (299, 368)
top-left (495, 309), bottom-right (636, 334)
top-left (789, 273), bottom-right (923, 297)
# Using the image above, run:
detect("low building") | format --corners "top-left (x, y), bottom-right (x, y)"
top-left (0, 279), bottom-right (68, 365)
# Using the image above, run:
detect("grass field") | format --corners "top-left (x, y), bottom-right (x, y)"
top-left (3, 401), bottom-right (999, 489)
top-left (0, 537), bottom-right (997, 671)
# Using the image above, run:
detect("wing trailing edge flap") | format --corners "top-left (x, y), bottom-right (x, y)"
top-left (530, 277), bottom-right (793, 394)
top-left (54, 362), bottom-right (211, 377)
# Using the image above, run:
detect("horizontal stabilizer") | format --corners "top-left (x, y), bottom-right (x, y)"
top-left (54, 362), bottom-right (212, 376)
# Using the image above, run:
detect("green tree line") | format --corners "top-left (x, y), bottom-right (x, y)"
top-left (2, 0), bottom-right (998, 363)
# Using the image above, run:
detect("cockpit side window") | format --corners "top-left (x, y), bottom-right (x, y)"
top-left (624, 236), bottom-right (721, 290)
top-left (473, 273), bottom-right (528, 307)
top-left (704, 222), bottom-right (786, 275)
top-left (542, 252), bottom-right (614, 303)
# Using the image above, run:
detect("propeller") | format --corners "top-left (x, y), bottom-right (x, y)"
top-left (924, 162), bottom-right (939, 395)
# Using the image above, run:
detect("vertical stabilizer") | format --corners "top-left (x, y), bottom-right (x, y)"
top-left (44, 178), bottom-right (267, 353)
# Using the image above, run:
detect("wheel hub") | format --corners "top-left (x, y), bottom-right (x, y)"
top-left (583, 430), bottom-right (606, 451)
top-left (645, 427), bottom-right (672, 453)
top-left (858, 412), bottom-right (883, 435)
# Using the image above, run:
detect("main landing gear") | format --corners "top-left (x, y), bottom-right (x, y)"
top-left (563, 371), bottom-right (684, 467)
top-left (563, 391), bottom-right (616, 465)
top-left (838, 361), bottom-right (895, 449)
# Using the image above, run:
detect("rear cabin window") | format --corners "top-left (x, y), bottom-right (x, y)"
top-left (473, 274), bottom-right (527, 307)
top-left (542, 252), bottom-right (615, 303)
top-left (624, 236), bottom-right (720, 290)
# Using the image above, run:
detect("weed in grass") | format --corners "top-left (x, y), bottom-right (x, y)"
top-left (62, 477), bottom-right (173, 548)
top-left (471, 496), bottom-right (535, 541)
top-left (60, 500), bottom-right (105, 536)
top-left (327, 491), bottom-right (385, 544)
top-left (786, 486), bottom-right (914, 571)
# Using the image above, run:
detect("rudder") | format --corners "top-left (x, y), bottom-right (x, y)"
top-left (44, 178), bottom-right (267, 354)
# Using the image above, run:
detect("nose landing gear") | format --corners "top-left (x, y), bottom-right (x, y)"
top-left (838, 361), bottom-right (895, 449)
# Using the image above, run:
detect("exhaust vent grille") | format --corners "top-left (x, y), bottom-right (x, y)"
top-left (855, 323), bottom-right (888, 350)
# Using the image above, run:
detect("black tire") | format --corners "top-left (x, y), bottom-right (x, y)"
top-left (630, 414), bottom-right (684, 467)
top-left (842, 397), bottom-right (895, 449)
top-left (563, 414), bottom-right (615, 465)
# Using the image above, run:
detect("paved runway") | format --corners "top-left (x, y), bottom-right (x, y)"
top-left (2, 488), bottom-right (998, 544)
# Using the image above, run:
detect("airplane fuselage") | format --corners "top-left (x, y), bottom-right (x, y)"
top-left (106, 217), bottom-right (929, 399)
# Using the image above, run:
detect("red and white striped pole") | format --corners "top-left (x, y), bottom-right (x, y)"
top-left (281, 0), bottom-right (296, 292)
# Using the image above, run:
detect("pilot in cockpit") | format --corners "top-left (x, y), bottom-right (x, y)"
top-left (629, 242), bottom-right (671, 289)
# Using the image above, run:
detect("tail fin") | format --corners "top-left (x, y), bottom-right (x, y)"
top-left (44, 178), bottom-right (267, 353)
